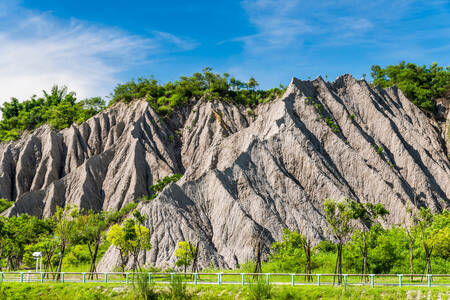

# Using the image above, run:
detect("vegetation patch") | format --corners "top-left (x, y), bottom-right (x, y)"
top-left (0, 198), bottom-right (13, 214)
top-left (0, 86), bottom-right (105, 141)
top-left (304, 97), bottom-right (340, 133)
top-left (371, 62), bottom-right (449, 112)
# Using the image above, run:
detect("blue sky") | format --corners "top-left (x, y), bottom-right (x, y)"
top-left (0, 0), bottom-right (449, 102)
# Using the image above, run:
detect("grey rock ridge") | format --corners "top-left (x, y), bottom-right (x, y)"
top-left (1, 75), bottom-right (449, 271)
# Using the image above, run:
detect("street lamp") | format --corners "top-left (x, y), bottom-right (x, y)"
top-left (32, 252), bottom-right (42, 273)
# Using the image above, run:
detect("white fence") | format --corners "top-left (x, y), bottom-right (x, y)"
top-left (0, 272), bottom-right (449, 287)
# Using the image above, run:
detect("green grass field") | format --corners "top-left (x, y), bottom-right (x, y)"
top-left (0, 282), bottom-right (449, 299)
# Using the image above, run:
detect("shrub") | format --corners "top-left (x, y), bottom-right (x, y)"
top-left (169, 275), bottom-right (189, 299)
top-left (246, 278), bottom-right (272, 300)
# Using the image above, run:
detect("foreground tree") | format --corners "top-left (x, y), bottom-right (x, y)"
top-left (349, 200), bottom-right (389, 280)
top-left (323, 198), bottom-right (354, 284)
top-left (271, 228), bottom-right (313, 282)
top-left (55, 206), bottom-right (78, 279)
top-left (107, 217), bottom-right (151, 272)
top-left (403, 207), bottom-right (419, 280)
top-left (76, 210), bottom-right (108, 278)
top-left (174, 241), bottom-right (199, 274)
top-left (417, 208), bottom-right (434, 275)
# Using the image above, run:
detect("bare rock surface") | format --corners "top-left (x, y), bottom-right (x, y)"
top-left (1, 75), bottom-right (448, 270)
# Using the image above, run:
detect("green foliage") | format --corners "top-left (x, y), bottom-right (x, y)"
top-left (0, 198), bottom-right (13, 213)
top-left (0, 86), bottom-right (105, 141)
top-left (270, 229), bottom-right (305, 272)
top-left (174, 241), bottom-right (197, 272)
top-left (371, 62), bottom-right (450, 112)
top-left (373, 144), bottom-right (384, 155)
top-left (133, 273), bottom-right (158, 300)
top-left (106, 218), bottom-right (151, 272)
top-left (169, 275), bottom-right (190, 299)
top-left (111, 68), bottom-right (286, 116)
top-left (265, 209), bottom-right (450, 275)
top-left (323, 198), bottom-right (354, 244)
top-left (429, 210), bottom-right (450, 259)
top-left (305, 98), bottom-right (340, 133)
top-left (146, 173), bottom-right (183, 201)
top-left (246, 277), bottom-right (273, 300)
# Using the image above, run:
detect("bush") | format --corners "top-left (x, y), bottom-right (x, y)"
top-left (169, 275), bottom-right (189, 299)
top-left (246, 278), bottom-right (272, 300)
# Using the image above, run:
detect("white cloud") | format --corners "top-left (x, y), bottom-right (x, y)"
top-left (0, 4), bottom-right (197, 103)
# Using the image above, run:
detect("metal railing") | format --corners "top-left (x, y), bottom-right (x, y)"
top-left (0, 272), bottom-right (448, 287)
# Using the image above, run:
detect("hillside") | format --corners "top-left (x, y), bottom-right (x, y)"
top-left (0, 74), bottom-right (448, 270)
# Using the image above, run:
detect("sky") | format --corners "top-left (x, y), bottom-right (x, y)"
top-left (0, 0), bottom-right (449, 103)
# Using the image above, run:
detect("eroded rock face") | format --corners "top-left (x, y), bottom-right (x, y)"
top-left (99, 75), bottom-right (450, 271)
top-left (1, 101), bottom-right (183, 217)
top-left (1, 75), bottom-right (449, 270)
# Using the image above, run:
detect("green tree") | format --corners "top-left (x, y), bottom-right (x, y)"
top-left (75, 210), bottom-right (108, 278)
top-left (54, 206), bottom-right (78, 278)
top-left (174, 241), bottom-right (198, 274)
top-left (348, 200), bottom-right (389, 280)
top-left (323, 198), bottom-right (354, 284)
top-left (416, 208), bottom-right (434, 274)
top-left (371, 62), bottom-right (449, 112)
top-left (428, 210), bottom-right (450, 260)
top-left (403, 207), bottom-right (419, 280)
top-left (106, 217), bottom-right (151, 272)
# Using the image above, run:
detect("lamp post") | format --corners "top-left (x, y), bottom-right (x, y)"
top-left (32, 252), bottom-right (42, 273)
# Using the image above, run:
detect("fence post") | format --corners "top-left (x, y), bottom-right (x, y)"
top-left (104, 272), bottom-right (108, 283)
top-left (398, 275), bottom-right (403, 288)
top-left (217, 273), bottom-right (221, 285)
top-left (82, 272), bottom-right (86, 283)
top-left (194, 273), bottom-right (198, 285)
top-left (266, 273), bottom-right (270, 284)
top-left (126, 273), bottom-right (129, 284)
top-left (148, 273), bottom-right (152, 283)
top-left (41, 272), bottom-right (44, 283)
top-left (343, 274), bottom-right (348, 287)
top-left (62, 272), bottom-right (65, 283)
top-left (427, 275), bottom-right (431, 288)
top-left (317, 274), bottom-right (321, 286)
top-left (1, 272), bottom-right (3, 283)
top-left (370, 274), bottom-right (374, 288)
top-left (20, 272), bottom-right (24, 283)
top-left (241, 273), bottom-right (245, 286)
top-left (291, 274), bottom-right (295, 286)
top-left (170, 273), bottom-right (174, 283)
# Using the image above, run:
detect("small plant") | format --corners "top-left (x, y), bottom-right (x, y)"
top-left (246, 277), bottom-right (272, 300)
top-left (133, 273), bottom-right (158, 300)
top-left (313, 103), bottom-right (323, 115)
top-left (148, 173), bottom-right (183, 200)
top-left (169, 275), bottom-right (189, 299)
top-left (349, 114), bottom-right (355, 120)
top-left (373, 144), bottom-right (384, 155)
top-left (324, 116), bottom-right (340, 133)
top-left (169, 135), bottom-right (174, 143)
top-left (247, 109), bottom-right (257, 120)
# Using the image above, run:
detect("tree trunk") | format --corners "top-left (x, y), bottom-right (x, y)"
top-left (89, 242), bottom-right (100, 280)
top-left (363, 233), bottom-right (368, 282)
top-left (337, 243), bottom-right (343, 284)
top-left (56, 244), bottom-right (66, 280)
top-left (303, 241), bottom-right (312, 282)
top-left (409, 242), bottom-right (414, 281)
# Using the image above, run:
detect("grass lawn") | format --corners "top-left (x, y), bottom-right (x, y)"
top-left (0, 282), bottom-right (449, 299)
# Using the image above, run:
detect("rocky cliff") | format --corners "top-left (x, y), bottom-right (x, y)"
top-left (1, 75), bottom-right (449, 270)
